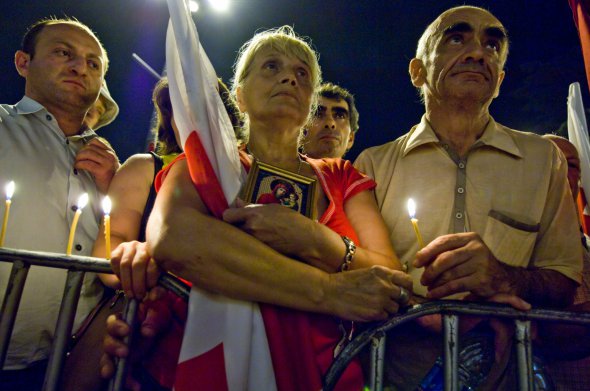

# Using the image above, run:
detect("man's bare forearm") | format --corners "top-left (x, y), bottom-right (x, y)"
top-left (497, 265), bottom-right (577, 308)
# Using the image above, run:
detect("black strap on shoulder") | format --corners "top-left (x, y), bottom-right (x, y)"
top-left (138, 152), bottom-right (164, 242)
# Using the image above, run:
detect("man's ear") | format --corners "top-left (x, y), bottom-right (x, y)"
top-left (346, 131), bottom-right (356, 151)
top-left (493, 70), bottom-right (506, 98)
top-left (236, 86), bottom-right (247, 113)
top-left (409, 58), bottom-right (426, 88)
top-left (14, 50), bottom-right (31, 78)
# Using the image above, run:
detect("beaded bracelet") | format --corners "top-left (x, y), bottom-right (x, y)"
top-left (340, 236), bottom-right (356, 271)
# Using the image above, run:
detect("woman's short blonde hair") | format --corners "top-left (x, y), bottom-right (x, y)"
top-left (231, 26), bottom-right (322, 131)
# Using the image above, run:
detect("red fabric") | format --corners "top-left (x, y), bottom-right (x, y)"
top-left (243, 152), bottom-right (375, 391)
top-left (578, 188), bottom-right (590, 235)
top-left (256, 193), bottom-right (280, 204)
top-left (174, 343), bottom-right (229, 391)
top-left (152, 131), bottom-right (232, 389)
top-left (305, 156), bottom-right (376, 244)
top-left (143, 292), bottom-right (188, 389)
top-left (569, 0), bottom-right (590, 94)
top-left (155, 132), bottom-right (228, 218)
top-left (155, 145), bottom-right (376, 390)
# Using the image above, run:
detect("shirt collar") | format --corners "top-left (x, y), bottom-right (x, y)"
top-left (474, 117), bottom-right (523, 158)
top-left (14, 96), bottom-right (98, 140)
top-left (14, 96), bottom-right (46, 115)
top-left (402, 115), bottom-right (440, 157)
top-left (403, 114), bottom-right (523, 158)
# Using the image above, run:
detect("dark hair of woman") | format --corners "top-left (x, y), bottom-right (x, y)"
top-left (152, 77), bottom-right (245, 155)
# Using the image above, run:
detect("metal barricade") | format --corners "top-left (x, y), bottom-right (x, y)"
top-left (0, 247), bottom-right (188, 391)
top-left (3, 247), bottom-right (590, 391)
top-left (323, 301), bottom-right (590, 391)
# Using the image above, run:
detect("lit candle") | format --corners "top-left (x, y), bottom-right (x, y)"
top-left (102, 196), bottom-right (112, 260)
top-left (407, 198), bottom-right (425, 248)
top-left (66, 193), bottom-right (89, 256)
top-left (0, 181), bottom-right (15, 247)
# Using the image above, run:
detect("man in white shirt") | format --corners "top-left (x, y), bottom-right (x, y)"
top-left (0, 17), bottom-right (119, 390)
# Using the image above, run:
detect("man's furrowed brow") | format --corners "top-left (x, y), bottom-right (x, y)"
top-left (443, 22), bottom-right (473, 36)
top-left (485, 26), bottom-right (508, 42)
top-left (313, 105), bottom-right (327, 116)
top-left (53, 40), bottom-right (74, 49)
top-left (333, 107), bottom-right (349, 116)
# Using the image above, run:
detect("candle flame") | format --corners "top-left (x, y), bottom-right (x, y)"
top-left (5, 181), bottom-right (14, 200)
top-left (407, 198), bottom-right (416, 219)
top-left (77, 193), bottom-right (89, 210)
top-left (102, 196), bottom-right (112, 215)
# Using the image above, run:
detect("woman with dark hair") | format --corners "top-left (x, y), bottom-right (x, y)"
top-left (93, 77), bottom-right (242, 291)
top-left (76, 78), bottom-right (243, 391)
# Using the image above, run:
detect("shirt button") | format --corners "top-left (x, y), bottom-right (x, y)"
top-left (458, 162), bottom-right (465, 169)
top-left (73, 168), bottom-right (78, 175)
top-left (457, 187), bottom-right (464, 194)
top-left (71, 205), bottom-right (78, 212)
top-left (455, 212), bottom-right (463, 219)
top-left (46, 114), bottom-right (52, 121)
top-left (66, 139), bottom-right (70, 145)
top-left (75, 244), bottom-right (83, 251)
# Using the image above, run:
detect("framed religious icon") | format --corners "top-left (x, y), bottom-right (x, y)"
top-left (241, 159), bottom-right (318, 219)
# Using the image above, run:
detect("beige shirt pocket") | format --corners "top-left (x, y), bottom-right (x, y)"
top-left (482, 210), bottom-right (540, 267)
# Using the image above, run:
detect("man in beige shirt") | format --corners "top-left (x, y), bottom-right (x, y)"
top-left (355, 6), bottom-right (582, 390)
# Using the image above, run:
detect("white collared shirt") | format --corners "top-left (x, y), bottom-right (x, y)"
top-left (0, 96), bottom-right (103, 369)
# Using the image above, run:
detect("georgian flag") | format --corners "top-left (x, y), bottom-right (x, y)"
top-left (567, 82), bottom-right (590, 235)
top-left (569, 0), bottom-right (590, 235)
top-left (165, 0), bottom-right (276, 389)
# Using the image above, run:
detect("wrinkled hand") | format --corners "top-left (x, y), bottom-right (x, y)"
top-left (414, 232), bottom-right (510, 299)
top-left (100, 287), bottom-right (170, 388)
top-left (75, 137), bottom-right (120, 194)
top-left (325, 265), bottom-right (413, 322)
top-left (223, 201), bottom-right (313, 258)
top-left (111, 241), bottom-right (161, 300)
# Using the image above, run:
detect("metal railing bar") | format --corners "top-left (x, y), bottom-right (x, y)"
top-left (0, 248), bottom-right (190, 391)
top-left (0, 261), bottom-right (29, 367)
top-left (159, 274), bottom-right (190, 301)
top-left (3, 248), bottom-right (588, 391)
top-left (443, 314), bottom-right (459, 391)
top-left (368, 334), bottom-right (386, 391)
top-left (109, 298), bottom-right (139, 391)
top-left (0, 247), bottom-right (112, 273)
top-left (0, 248), bottom-right (190, 300)
top-left (515, 320), bottom-right (533, 391)
top-left (43, 270), bottom-right (85, 391)
top-left (324, 301), bottom-right (590, 390)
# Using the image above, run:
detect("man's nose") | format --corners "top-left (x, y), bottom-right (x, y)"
top-left (324, 115), bottom-right (336, 129)
top-left (462, 40), bottom-right (486, 65)
top-left (68, 55), bottom-right (88, 75)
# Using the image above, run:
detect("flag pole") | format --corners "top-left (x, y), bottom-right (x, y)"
top-left (132, 53), bottom-right (162, 80)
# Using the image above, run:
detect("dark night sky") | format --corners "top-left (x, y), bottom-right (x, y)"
top-left (1, 1), bottom-right (587, 162)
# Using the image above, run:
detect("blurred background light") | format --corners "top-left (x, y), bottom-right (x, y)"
top-left (189, 0), bottom-right (199, 13)
top-left (208, 0), bottom-right (229, 12)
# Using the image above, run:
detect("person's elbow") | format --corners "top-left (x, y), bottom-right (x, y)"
top-left (145, 208), bottom-right (184, 276)
top-left (556, 278), bottom-right (578, 308)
